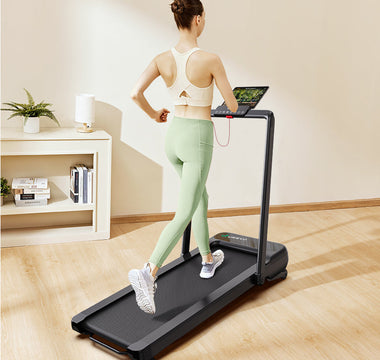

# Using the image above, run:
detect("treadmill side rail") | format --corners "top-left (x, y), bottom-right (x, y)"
top-left (257, 111), bottom-right (275, 284)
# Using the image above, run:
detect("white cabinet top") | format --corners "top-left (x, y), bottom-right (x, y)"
top-left (1, 127), bottom-right (112, 141)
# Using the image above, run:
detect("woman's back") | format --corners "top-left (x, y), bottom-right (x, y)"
top-left (158, 47), bottom-right (213, 89)
top-left (130, 0), bottom-right (238, 122)
top-left (156, 47), bottom-right (215, 120)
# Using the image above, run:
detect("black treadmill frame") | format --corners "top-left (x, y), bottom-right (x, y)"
top-left (72, 110), bottom-right (287, 360)
top-left (182, 109), bottom-right (275, 284)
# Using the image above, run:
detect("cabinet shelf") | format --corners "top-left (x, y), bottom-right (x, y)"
top-left (1, 127), bottom-right (112, 247)
top-left (1, 196), bottom-right (95, 215)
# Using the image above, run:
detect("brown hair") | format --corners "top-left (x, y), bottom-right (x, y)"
top-left (170, 0), bottom-right (204, 30)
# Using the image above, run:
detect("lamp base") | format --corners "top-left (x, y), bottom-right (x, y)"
top-left (76, 123), bottom-right (94, 133)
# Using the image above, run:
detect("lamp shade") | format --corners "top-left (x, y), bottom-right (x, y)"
top-left (75, 94), bottom-right (95, 124)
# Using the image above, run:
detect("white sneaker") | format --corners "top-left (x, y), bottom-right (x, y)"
top-left (200, 250), bottom-right (224, 279)
top-left (128, 263), bottom-right (157, 314)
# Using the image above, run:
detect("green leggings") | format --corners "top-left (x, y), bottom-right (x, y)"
top-left (148, 115), bottom-right (214, 268)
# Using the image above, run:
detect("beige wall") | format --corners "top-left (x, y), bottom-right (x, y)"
top-left (1, 0), bottom-right (379, 217)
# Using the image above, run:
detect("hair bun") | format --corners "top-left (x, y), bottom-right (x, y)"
top-left (171, 1), bottom-right (184, 15)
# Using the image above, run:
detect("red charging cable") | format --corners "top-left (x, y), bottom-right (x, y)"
top-left (212, 116), bottom-right (232, 147)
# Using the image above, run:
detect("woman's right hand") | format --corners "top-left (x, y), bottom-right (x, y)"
top-left (153, 108), bottom-right (170, 123)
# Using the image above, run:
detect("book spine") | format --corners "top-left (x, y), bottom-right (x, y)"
top-left (70, 189), bottom-right (78, 203)
top-left (11, 177), bottom-right (33, 189)
top-left (70, 166), bottom-right (75, 196)
top-left (13, 187), bottom-right (50, 195)
top-left (82, 164), bottom-right (88, 204)
top-left (91, 169), bottom-right (94, 204)
top-left (35, 178), bottom-right (48, 189)
top-left (77, 165), bottom-right (83, 204)
top-left (15, 198), bottom-right (48, 207)
top-left (90, 169), bottom-right (94, 204)
top-left (87, 170), bottom-right (91, 204)
top-left (70, 166), bottom-right (79, 203)
top-left (12, 177), bottom-right (48, 189)
top-left (74, 168), bottom-right (79, 194)
top-left (14, 193), bottom-right (50, 200)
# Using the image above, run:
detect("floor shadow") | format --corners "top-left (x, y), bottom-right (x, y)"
top-left (281, 214), bottom-right (379, 245)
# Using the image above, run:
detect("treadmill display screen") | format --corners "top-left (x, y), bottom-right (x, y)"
top-left (223, 87), bottom-right (268, 108)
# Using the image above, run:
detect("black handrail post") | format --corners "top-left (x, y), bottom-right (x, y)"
top-left (181, 110), bottom-right (275, 274)
top-left (181, 221), bottom-right (191, 257)
top-left (256, 112), bottom-right (275, 284)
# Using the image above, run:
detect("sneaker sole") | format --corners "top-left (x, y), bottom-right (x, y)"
top-left (128, 269), bottom-right (156, 314)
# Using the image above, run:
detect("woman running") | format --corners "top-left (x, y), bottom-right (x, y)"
top-left (128, 0), bottom-right (238, 314)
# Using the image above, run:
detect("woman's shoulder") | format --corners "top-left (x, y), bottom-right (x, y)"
top-left (153, 50), bottom-right (170, 59)
top-left (195, 49), bottom-right (218, 60)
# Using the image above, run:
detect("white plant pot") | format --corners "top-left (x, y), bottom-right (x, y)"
top-left (24, 116), bottom-right (40, 133)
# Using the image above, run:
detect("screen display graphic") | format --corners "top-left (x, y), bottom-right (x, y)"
top-left (223, 87), bottom-right (268, 108)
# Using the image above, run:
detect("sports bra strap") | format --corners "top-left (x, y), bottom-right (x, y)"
top-left (168, 46), bottom-right (214, 107)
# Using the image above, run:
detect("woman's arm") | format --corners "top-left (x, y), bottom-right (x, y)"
top-left (130, 56), bottom-right (169, 122)
top-left (210, 54), bottom-right (238, 113)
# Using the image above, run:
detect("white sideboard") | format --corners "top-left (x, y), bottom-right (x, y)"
top-left (1, 127), bottom-right (112, 247)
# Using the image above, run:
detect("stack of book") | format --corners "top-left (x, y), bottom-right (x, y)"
top-left (12, 177), bottom-right (50, 207)
top-left (70, 164), bottom-right (94, 204)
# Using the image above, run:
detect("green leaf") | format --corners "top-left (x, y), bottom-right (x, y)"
top-left (2, 109), bottom-right (24, 116)
top-left (39, 101), bottom-right (53, 107)
top-left (23, 88), bottom-right (35, 106)
top-left (38, 102), bottom-right (52, 108)
top-left (1, 102), bottom-right (22, 110)
top-left (33, 104), bottom-right (50, 111)
top-left (11, 102), bottom-right (30, 110)
top-left (41, 112), bottom-right (60, 127)
top-left (2, 90), bottom-right (57, 121)
top-left (6, 112), bottom-right (21, 120)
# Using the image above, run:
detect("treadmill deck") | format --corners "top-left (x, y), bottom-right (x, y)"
top-left (72, 234), bottom-right (288, 359)
top-left (80, 242), bottom-right (257, 346)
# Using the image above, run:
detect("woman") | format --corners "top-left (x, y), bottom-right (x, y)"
top-left (128, 0), bottom-right (238, 314)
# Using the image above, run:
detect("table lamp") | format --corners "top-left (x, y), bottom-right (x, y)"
top-left (75, 94), bottom-right (95, 133)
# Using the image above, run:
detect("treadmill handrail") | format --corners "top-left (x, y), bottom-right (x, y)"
top-left (181, 109), bottom-right (275, 284)
top-left (256, 111), bottom-right (275, 284)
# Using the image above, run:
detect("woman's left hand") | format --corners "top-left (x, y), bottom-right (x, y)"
top-left (153, 108), bottom-right (170, 123)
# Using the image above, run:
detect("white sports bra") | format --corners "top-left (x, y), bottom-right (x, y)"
top-left (167, 47), bottom-right (214, 107)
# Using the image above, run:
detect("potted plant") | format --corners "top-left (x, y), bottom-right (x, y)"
top-left (1, 88), bottom-right (60, 133)
top-left (1, 177), bottom-right (12, 206)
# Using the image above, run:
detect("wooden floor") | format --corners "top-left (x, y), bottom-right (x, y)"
top-left (2, 206), bottom-right (380, 360)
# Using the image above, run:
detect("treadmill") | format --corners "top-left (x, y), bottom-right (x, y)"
top-left (71, 87), bottom-right (289, 360)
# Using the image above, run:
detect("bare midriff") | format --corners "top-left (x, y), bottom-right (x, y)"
top-left (174, 105), bottom-right (212, 122)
